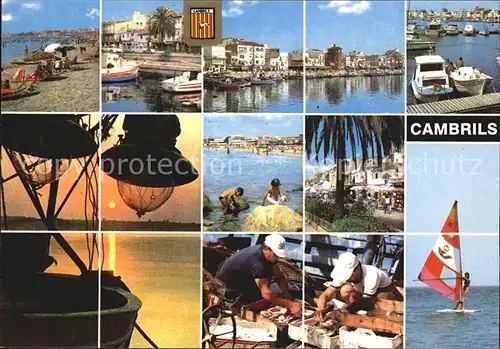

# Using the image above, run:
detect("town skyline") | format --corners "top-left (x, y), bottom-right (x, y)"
top-left (1, 0), bottom-right (99, 33)
top-left (204, 115), bottom-right (303, 139)
top-left (407, 1), bottom-right (499, 12)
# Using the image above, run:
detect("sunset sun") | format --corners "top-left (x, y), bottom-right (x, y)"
top-left (108, 201), bottom-right (116, 209)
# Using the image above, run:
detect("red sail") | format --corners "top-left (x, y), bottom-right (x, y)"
top-left (418, 201), bottom-right (462, 302)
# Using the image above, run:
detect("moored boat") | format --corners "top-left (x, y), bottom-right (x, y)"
top-left (102, 53), bottom-right (142, 83)
top-left (449, 66), bottom-right (493, 96)
top-left (407, 34), bottom-right (436, 51)
top-left (479, 27), bottom-right (490, 36)
top-left (161, 71), bottom-right (202, 93)
top-left (463, 24), bottom-right (476, 36)
top-left (1, 87), bottom-right (40, 100)
top-left (445, 24), bottom-right (460, 36)
top-left (251, 77), bottom-right (276, 85)
top-left (411, 55), bottom-right (453, 103)
top-left (425, 19), bottom-right (441, 36)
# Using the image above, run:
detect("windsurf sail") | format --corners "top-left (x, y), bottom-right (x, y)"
top-left (418, 201), bottom-right (463, 303)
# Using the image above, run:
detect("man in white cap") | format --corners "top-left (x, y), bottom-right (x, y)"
top-left (315, 252), bottom-right (401, 321)
top-left (216, 234), bottom-right (302, 317)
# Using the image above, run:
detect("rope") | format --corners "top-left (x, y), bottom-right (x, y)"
top-left (134, 322), bottom-right (159, 349)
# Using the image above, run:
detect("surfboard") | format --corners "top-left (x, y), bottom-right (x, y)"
top-left (436, 309), bottom-right (481, 313)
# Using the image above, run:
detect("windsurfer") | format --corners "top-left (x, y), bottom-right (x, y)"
top-left (454, 272), bottom-right (470, 310)
top-left (314, 252), bottom-right (403, 321)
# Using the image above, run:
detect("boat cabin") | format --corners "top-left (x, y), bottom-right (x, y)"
top-left (413, 55), bottom-right (448, 87)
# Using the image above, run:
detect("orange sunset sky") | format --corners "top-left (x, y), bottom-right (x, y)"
top-left (0, 114), bottom-right (201, 224)
top-left (101, 114), bottom-right (201, 224)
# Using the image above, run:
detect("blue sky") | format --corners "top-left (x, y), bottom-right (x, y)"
top-left (102, 0), bottom-right (183, 22)
top-left (407, 235), bottom-right (499, 287)
top-left (305, 117), bottom-right (403, 179)
top-left (204, 115), bottom-right (303, 139)
top-left (222, 1), bottom-right (303, 52)
top-left (307, 1), bottom-right (405, 53)
top-left (407, 144), bottom-right (499, 234)
top-left (408, 1), bottom-right (499, 11)
top-left (1, 0), bottom-right (99, 33)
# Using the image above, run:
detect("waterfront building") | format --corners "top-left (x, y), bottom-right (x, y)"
top-left (288, 50), bottom-right (304, 70)
top-left (325, 44), bottom-right (343, 70)
top-left (265, 48), bottom-right (280, 71)
top-left (278, 52), bottom-right (289, 71)
top-left (305, 49), bottom-right (326, 67)
top-left (381, 49), bottom-right (404, 69)
top-left (226, 41), bottom-right (266, 70)
top-left (204, 46), bottom-right (227, 72)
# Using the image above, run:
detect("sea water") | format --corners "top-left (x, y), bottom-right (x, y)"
top-left (406, 286), bottom-right (499, 348)
top-left (306, 75), bottom-right (405, 113)
top-left (407, 21), bottom-right (500, 106)
top-left (203, 149), bottom-right (303, 232)
top-left (204, 79), bottom-right (303, 113)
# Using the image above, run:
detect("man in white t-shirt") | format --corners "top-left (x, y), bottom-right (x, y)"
top-left (315, 252), bottom-right (402, 321)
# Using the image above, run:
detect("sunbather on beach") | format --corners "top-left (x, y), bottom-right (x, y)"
top-left (262, 178), bottom-right (288, 206)
top-left (219, 187), bottom-right (244, 215)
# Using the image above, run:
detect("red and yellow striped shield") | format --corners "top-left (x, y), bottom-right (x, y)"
top-left (190, 8), bottom-right (215, 40)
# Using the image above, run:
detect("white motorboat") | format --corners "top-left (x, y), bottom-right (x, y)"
top-left (411, 55), bottom-right (453, 103)
top-left (463, 24), bottom-right (476, 36)
top-left (449, 67), bottom-right (492, 96)
top-left (161, 71), bottom-right (202, 93)
top-left (445, 24), bottom-right (460, 36)
top-left (425, 19), bottom-right (441, 36)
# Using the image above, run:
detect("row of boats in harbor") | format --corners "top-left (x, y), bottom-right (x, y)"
top-left (205, 76), bottom-right (280, 91)
top-left (101, 53), bottom-right (202, 93)
top-left (409, 20), bottom-right (500, 37)
top-left (410, 55), bottom-right (493, 103)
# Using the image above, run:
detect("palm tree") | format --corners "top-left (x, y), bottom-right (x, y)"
top-left (149, 6), bottom-right (176, 51)
top-left (305, 115), bottom-right (404, 218)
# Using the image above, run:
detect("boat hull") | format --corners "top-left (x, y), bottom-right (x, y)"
top-left (411, 80), bottom-right (452, 103)
top-left (450, 77), bottom-right (490, 96)
top-left (0, 273), bottom-right (141, 348)
top-left (161, 82), bottom-right (202, 93)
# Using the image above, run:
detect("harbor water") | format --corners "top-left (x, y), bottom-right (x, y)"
top-left (406, 287), bottom-right (499, 349)
top-left (306, 75), bottom-right (405, 113)
top-left (102, 77), bottom-right (201, 112)
top-left (204, 79), bottom-right (303, 113)
top-left (407, 21), bottom-right (500, 106)
top-left (203, 149), bottom-right (303, 232)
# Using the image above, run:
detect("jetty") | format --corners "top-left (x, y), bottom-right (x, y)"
top-left (120, 52), bottom-right (201, 76)
top-left (407, 92), bottom-right (500, 114)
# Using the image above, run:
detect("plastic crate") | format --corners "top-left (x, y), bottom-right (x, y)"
top-left (339, 326), bottom-right (402, 349)
top-left (288, 318), bottom-right (339, 348)
top-left (209, 317), bottom-right (278, 348)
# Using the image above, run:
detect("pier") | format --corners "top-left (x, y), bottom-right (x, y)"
top-left (120, 52), bottom-right (201, 75)
top-left (407, 92), bottom-right (500, 114)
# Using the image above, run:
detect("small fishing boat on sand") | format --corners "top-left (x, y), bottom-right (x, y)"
top-left (251, 77), bottom-right (276, 85)
top-left (411, 55), bottom-right (453, 103)
top-left (449, 66), bottom-right (493, 96)
top-left (161, 71), bottom-right (202, 93)
top-left (463, 24), bottom-right (476, 36)
top-left (102, 53), bottom-right (142, 84)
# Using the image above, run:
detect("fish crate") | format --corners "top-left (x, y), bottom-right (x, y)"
top-left (339, 326), bottom-right (403, 349)
top-left (288, 318), bottom-right (339, 348)
top-left (209, 317), bottom-right (278, 348)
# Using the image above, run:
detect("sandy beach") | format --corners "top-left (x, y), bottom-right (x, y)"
top-left (1, 45), bottom-right (99, 112)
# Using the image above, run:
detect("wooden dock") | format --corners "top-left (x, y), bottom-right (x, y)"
top-left (407, 92), bottom-right (500, 114)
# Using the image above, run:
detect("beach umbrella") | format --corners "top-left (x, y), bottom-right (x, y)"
top-left (44, 43), bottom-right (62, 53)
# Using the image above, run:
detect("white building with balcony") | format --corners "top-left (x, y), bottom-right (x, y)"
top-left (226, 41), bottom-right (266, 69)
top-left (204, 46), bottom-right (227, 72)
